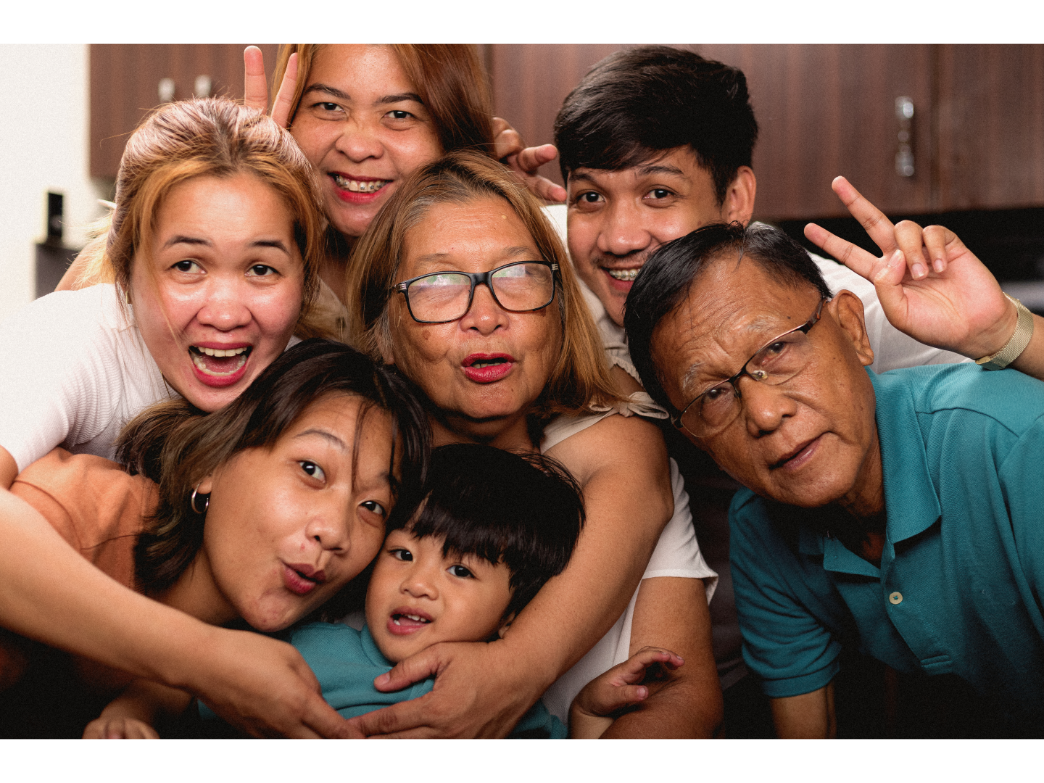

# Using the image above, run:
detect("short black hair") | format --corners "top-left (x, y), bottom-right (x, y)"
top-left (624, 223), bottom-right (832, 415)
top-left (554, 45), bottom-right (759, 204)
top-left (388, 443), bottom-right (585, 621)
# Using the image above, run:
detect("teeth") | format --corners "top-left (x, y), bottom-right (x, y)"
top-left (195, 346), bottom-right (248, 358)
top-left (190, 346), bottom-right (249, 377)
top-left (393, 613), bottom-right (429, 625)
top-left (471, 359), bottom-right (505, 369)
top-left (332, 174), bottom-right (389, 193)
top-left (606, 268), bottom-right (641, 282)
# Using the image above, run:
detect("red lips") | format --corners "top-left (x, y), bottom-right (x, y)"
top-left (461, 353), bottom-right (515, 383)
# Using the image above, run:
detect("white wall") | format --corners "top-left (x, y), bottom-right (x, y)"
top-left (0, 44), bottom-right (108, 319)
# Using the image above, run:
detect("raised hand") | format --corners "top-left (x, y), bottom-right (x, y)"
top-left (242, 46), bottom-right (298, 129)
top-left (492, 117), bottom-right (568, 204)
top-left (804, 176), bottom-right (1015, 360)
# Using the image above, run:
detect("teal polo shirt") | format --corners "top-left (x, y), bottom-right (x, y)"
top-left (730, 364), bottom-right (1044, 728)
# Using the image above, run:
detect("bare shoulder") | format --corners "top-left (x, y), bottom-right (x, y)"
top-left (545, 412), bottom-right (667, 487)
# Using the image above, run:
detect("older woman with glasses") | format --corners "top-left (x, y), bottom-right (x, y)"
top-left (341, 150), bottom-right (721, 738)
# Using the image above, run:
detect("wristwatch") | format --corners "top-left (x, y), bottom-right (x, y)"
top-left (976, 294), bottom-right (1035, 371)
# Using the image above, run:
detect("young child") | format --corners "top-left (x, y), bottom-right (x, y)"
top-left (86, 444), bottom-right (684, 739)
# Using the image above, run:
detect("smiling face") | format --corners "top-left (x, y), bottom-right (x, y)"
top-left (651, 254), bottom-right (883, 515)
top-left (289, 44), bottom-right (443, 241)
top-left (385, 196), bottom-right (563, 449)
top-left (130, 172), bottom-right (304, 413)
top-left (365, 528), bottom-right (513, 663)
top-left (184, 393), bottom-right (395, 632)
top-left (566, 147), bottom-right (754, 327)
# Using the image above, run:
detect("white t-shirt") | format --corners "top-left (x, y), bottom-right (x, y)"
top-left (537, 400), bottom-right (718, 723)
top-left (0, 285), bottom-right (173, 471)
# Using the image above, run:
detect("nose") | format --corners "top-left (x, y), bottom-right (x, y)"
top-left (596, 199), bottom-right (653, 257)
top-left (304, 511), bottom-right (350, 553)
top-left (196, 276), bottom-right (252, 331)
top-left (401, 561), bottom-right (438, 600)
top-left (459, 281), bottom-right (508, 335)
top-left (333, 116), bottom-right (384, 163)
top-left (739, 376), bottom-right (798, 437)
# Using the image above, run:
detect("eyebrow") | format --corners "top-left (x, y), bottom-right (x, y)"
top-left (294, 428), bottom-right (350, 452)
top-left (162, 236), bottom-right (291, 255)
top-left (569, 162), bottom-right (690, 185)
top-left (302, 83), bottom-right (425, 106)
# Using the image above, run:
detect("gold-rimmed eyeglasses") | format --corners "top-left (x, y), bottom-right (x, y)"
top-left (671, 297), bottom-right (828, 438)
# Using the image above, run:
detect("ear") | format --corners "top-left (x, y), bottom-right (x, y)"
top-left (195, 475), bottom-right (214, 495)
top-left (721, 166), bottom-right (757, 226)
top-left (829, 290), bottom-right (875, 367)
top-left (496, 611), bottom-right (516, 639)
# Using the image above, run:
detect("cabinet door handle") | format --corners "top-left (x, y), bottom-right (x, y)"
top-left (158, 77), bottom-right (176, 103)
top-left (895, 96), bottom-right (915, 177)
top-left (194, 74), bottom-right (212, 98)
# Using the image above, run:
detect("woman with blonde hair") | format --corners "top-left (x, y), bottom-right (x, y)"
top-left (342, 150), bottom-right (722, 737)
top-left (0, 98), bottom-right (356, 737)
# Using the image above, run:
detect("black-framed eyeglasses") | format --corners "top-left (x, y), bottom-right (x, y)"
top-left (394, 260), bottom-right (559, 324)
top-left (671, 297), bottom-right (827, 439)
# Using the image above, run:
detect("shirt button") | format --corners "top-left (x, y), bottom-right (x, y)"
top-left (889, 592), bottom-right (903, 605)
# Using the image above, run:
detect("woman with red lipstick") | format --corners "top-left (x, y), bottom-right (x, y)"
top-left (0, 100), bottom-right (360, 737)
top-left (343, 151), bottom-right (721, 738)
top-left (0, 339), bottom-right (429, 737)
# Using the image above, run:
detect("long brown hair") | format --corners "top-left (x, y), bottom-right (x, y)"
top-left (273, 44), bottom-right (495, 156)
top-left (344, 150), bottom-right (619, 424)
top-left (74, 98), bottom-right (330, 338)
top-left (118, 339), bottom-right (431, 595)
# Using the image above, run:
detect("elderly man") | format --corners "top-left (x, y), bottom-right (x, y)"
top-left (624, 221), bottom-right (1044, 738)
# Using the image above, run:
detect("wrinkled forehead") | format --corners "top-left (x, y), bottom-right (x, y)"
top-left (655, 256), bottom-right (820, 390)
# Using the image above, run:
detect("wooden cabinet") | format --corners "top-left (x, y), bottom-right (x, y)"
top-left (936, 45), bottom-right (1044, 211)
top-left (89, 44), bottom-right (279, 179)
top-left (486, 44), bottom-right (1044, 220)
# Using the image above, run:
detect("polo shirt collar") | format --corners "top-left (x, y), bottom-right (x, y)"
top-left (870, 369), bottom-right (942, 544)
top-left (795, 369), bottom-right (941, 575)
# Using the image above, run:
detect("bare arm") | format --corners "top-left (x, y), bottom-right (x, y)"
top-left (569, 646), bottom-right (685, 739)
top-left (770, 683), bottom-right (836, 738)
top-left (0, 447), bottom-right (350, 738)
top-left (345, 412), bottom-right (674, 737)
top-left (599, 576), bottom-right (722, 738)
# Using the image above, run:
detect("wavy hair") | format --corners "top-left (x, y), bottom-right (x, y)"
top-left (344, 150), bottom-right (619, 431)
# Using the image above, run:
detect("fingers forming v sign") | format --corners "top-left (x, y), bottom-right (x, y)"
top-left (803, 176), bottom-right (1014, 359)
top-left (242, 46), bottom-right (298, 129)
